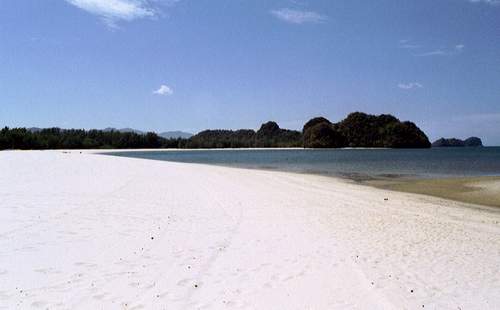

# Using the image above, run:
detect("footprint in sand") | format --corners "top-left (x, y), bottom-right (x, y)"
top-left (74, 262), bottom-right (98, 269)
top-left (129, 282), bottom-right (141, 288)
top-left (31, 301), bottom-right (48, 308)
top-left (93, 292), bottom-right (109, 300)
top-left (176, 278), bottom-right (193, 287)
top-left (0, 291), bottom-right (10, 301)
top-left (156, 291), bottom-right (169, 299)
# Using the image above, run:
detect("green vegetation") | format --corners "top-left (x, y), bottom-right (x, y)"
top-left (0, 127), bottom-right (183, 150)
top-left (303, 118), bottom-right (346, 148)
top-left (0, 112), bottom-right (431, 150)
top-left (185, 122), bottom-right (302, 149)
top-left (303, 112), bottom-right (430, 148)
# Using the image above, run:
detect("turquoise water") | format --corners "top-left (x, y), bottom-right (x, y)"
top-left (107, 147), bottom-right (500, 180)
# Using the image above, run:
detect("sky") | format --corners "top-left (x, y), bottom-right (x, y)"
top-left (0, 0), bottom-right (499, 144)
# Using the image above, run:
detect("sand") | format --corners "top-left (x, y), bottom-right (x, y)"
top-left (369, 176), bottom-right (500, 208)
top-left (0, 150), bottom-right (499, 309)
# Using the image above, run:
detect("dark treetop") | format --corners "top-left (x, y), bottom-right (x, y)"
top-left (303, 112), bottom-right (431, 148)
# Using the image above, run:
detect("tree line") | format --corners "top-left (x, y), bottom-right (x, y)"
top-left (0, 112), bottom-right (431, 150)
top-left (0, 127), bottom-right (182, 150)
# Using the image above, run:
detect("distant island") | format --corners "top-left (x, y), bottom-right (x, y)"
top-left (432, 137), bottom-right (483, 147)
top-left (0, 112), bottom-right (431, 150)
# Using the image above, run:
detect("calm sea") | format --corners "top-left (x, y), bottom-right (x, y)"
top-left (107, 147), bottom-right (500, 180)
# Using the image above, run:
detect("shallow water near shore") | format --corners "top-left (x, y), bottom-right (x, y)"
top-left (107, 147), bottom-right (500, 179)
top-left (107, 147), bottom-right (500, 207)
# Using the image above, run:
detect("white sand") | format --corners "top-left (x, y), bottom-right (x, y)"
top-left (1, 151), bottom-right (499, 309)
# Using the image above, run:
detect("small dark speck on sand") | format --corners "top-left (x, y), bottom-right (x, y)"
top-left (410, 289), bottom-right (414, 293)
top-left (384, 198), bottom-right (389, 201)
top-left (151, 237), bottom-right (154, 240)
top-left (194, 284), bottom-right (198, 288)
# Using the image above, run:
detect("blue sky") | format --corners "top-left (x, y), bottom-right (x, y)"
top-left (0, 0), bottom-right (499, 144)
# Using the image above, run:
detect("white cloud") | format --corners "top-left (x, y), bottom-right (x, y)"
top-left (153, 84), bottom-right (173, 96)
top-left (398, 82), bottom-right (423, 90)
top-left (65, 0), bottom-right (178, 27)
top-left (270, 8), bottom-right (327, 24)
top-left (416, 44), bottom-right (465, 57)
top-left (417, 50), bottom-right (447, 57)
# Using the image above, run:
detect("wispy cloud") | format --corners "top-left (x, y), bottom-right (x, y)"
top-left (398, 39), bottom-right (421, 49)
top-left (398, 82), bottom-right (423, 90)
top-left (65, 0), bottom-right (178, 28)
top-left (153, 84), bottom-right (173, 96)
top-left (416, 44), bottom-right (465, 57)
top-left (417, 50), bottom-right (447, 57)
top-left (468, 0), bottom-right (500, 5)
top-left (270, 8), bottom-right (327, 24)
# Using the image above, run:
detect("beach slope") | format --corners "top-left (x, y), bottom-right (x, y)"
top-left (0, 151), bottom-right (499, 309)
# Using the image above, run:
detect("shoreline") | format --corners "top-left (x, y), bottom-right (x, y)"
top-left (97, 149), bottom-right (500, 209)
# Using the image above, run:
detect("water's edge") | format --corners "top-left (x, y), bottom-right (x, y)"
top-left (103, 148), bottom-right (500, 208)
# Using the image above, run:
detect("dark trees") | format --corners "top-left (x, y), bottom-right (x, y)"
top-left (303, 112), bottom-right (430, 148)
top-left (0, 127), bottom-right (168, 150)
top-left (303, 118), bottom-right (346, 148)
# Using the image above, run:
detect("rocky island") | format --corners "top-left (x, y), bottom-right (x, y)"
top-left (303, 112), bottom-right (431, 148)
top-left (432, 137), bottom-right (483, 147)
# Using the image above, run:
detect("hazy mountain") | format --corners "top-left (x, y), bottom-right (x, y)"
top-left (159, 131), bottom-right (193, 139)
top-left (102, 127), bottom-right (145, 135)
top-left (101, 128), bottom-right (192, 139)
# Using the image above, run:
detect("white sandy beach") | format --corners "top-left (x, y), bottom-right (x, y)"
top-left (1, 150), bottom-right (500, 309)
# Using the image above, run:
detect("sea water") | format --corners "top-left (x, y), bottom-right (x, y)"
top-left (107, 147), bottom-right (500, 180)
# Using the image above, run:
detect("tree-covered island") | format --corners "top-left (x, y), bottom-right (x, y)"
top-left (0, 112), bottom-right (431, 150)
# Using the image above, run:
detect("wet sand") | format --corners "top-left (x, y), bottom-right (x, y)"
top-left (368, 176), bottom-right (500, 208)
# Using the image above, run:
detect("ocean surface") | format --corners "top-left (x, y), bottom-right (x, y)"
top-left (107, 147), bottom-right (500, 180)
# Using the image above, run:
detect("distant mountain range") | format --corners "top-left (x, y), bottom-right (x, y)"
top-left (102, 128), bottom-right (193, 139)
top-left (158, 131), bottom-right (193, 139)
top-left (102, 127), bottom-right (144, 134)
